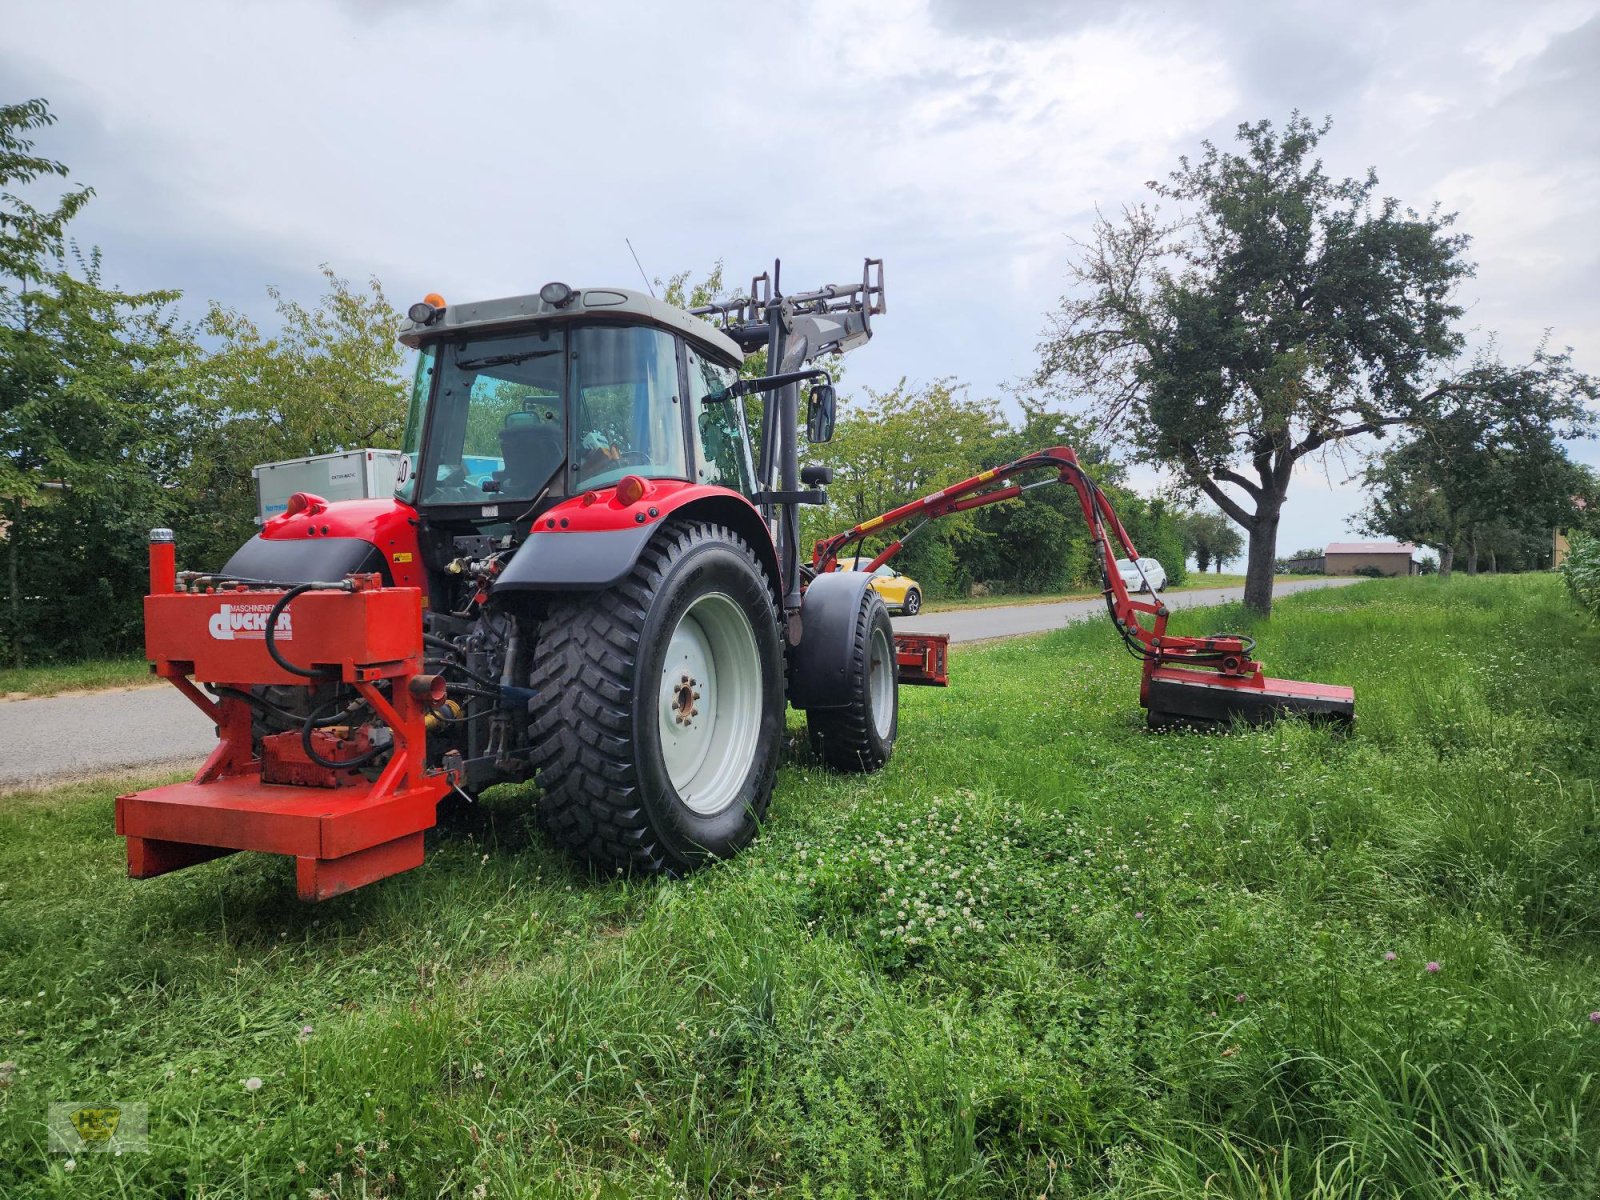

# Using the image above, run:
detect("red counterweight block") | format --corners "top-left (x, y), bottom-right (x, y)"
top-left (116, 552), bottom-right (452, 901)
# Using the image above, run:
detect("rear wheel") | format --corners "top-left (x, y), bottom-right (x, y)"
top-left (529, 522), bottom-right (783, 873)
top-left (902, 587), bottom-right (922, 615)
top-left (807, 590), bottom-right (898, 772)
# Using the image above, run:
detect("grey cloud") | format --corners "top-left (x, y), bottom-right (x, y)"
top-left (925, 0), bottom-right (1106, 40)
top-left (1, 52), bottom-right (394, 327)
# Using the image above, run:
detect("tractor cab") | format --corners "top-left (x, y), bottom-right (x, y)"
top-left (395, 287), bottom-right (755, 518)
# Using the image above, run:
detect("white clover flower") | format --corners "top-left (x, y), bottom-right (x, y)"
top-left (244, 1077), bottom-right (264, 1092)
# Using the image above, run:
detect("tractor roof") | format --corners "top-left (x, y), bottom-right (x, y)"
top-left (397, 286), bottom-right (744, 365)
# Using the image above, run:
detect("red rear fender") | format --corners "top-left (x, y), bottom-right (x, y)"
top-left (259, 499), bottom-right (424, 590)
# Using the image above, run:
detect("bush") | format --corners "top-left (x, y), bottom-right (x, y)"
top-left (1560, 531), bottom-right (1600, 618)
top-left (1355, 565), bottom-right (1387, 578)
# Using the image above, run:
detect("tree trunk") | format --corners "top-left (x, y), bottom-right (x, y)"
top-left (1467, 528), bottom-right (1479, 575)
top-left (1242, 505), bottom-right (1281, 617)
top-left (1439, 544), bottom-right (1455, 578)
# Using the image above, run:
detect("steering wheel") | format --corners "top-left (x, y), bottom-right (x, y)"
top-left (613, 450), bottom-right (654, 467)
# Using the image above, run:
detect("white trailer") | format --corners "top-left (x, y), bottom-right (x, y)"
top-left (252, 449), bottom-right (405, 523)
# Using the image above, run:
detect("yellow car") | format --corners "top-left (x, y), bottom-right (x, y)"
top-left (841, 556), bottom-right (924, 615)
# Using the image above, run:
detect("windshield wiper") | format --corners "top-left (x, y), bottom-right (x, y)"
top-left (454, 349), bottom-right (561, 371)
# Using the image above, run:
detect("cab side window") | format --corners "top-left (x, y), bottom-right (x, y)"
top-left (685, 345), bottom-right (754, 494)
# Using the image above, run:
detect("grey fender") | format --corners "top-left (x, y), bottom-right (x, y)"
top-left (787, 570), bottom-right (875, 709)
top-left (493, 494), bottom-right (779, 596)
top-left (494, 525), bottom-right (657, 592)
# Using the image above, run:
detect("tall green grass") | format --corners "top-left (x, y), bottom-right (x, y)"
top-left (1, 575), bottom-right (1597, 1197)
top-left (1561, 532), bottom-right (1600, 619)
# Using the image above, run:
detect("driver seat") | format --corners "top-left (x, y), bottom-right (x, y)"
top-left (498, 411), bottom-right (564, 494)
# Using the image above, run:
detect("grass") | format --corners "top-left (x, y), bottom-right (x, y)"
top-left (923, 573), bottom-right (1299, 612)
top-left (2, 575), bottom-right (1599, 1197)
top-left (0, 656), bottom-right (152, 699)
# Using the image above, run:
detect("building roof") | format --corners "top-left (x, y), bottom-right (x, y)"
top-left (1325, 542), bottom-right (1417, 556)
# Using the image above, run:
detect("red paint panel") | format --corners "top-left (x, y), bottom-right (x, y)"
top-left (261, 498), bottom-right (425, 589)
top-left (534, 479), bottom-right (760, 534)
top-left (145, 587), bottom-right (424, 686)
top-left (895, 633), bottom-right (950, 686)
top-left (297, 832), bottom-right (426, 901)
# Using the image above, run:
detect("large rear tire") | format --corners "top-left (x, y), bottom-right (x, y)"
top-left (807, 590), bottom-right (898, 772)
top-left (528, 521), bottom-right (783, 873)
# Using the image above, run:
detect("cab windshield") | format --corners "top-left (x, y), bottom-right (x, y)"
top-left (413, 323), bottom-right (688, 507)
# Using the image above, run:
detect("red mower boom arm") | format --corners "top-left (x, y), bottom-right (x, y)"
top-left (814, 446), bottom-right (1356, 728)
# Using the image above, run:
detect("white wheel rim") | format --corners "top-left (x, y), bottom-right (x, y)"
top-left (657, 592), bottom-right (762, 816)
top-left (868, 623), bottom-right (894, 739)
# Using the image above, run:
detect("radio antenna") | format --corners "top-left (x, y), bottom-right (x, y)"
top-left (625, 238), bottom-right (656, 298)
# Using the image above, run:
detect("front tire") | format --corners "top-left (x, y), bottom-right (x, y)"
top-left (902, 587), bottom-right (922, 615)
top-left (807, 590), bottom-right (898, 772)
top-left (528, 521), bottom-right (783, 873)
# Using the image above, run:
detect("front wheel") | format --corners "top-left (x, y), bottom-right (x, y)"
top-left (529, 521), bottom-right (783, 873)
top-left (902, 587), bottom-right (922, 616)
top-left (807, 590), bottom-right (898, 773)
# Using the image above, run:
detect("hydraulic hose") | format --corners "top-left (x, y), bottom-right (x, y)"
top-left (264, 581), bottom-right (350, 679)
top-left (300, 692), bottom-right (384, 771)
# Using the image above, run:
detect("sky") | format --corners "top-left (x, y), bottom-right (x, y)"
top-left (5, 0), bottom-right (1598, 560)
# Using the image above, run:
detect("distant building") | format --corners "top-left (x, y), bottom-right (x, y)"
top-left (1284, 552), bottom-right (1326, 573)
top-left (1324, 542), bottom-right (1419, 576)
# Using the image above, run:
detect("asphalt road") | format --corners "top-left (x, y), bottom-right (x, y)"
top-left (0, 576), bottom-right (1360, 792)
top-left (894, 575), bottom-right (1360, 641)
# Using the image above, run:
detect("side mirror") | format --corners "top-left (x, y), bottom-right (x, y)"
top-left (806, 384), bottom-right (837, 443)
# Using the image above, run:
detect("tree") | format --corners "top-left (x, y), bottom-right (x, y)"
top-left (1182, 509), bottom-right (1243, 573)
top-left (174, 268), bottom-right (408, 570)
top-left (1, 100), bottom-right (194, 664)
top-left (1357, 355), bottom-right (1595, 575)
top-left (965, 400), bottom-right (1124, 593)
top-left (1034, 114), bottom-right (1589, 615)
top-left (800, 379), bottom-right (1006, 598)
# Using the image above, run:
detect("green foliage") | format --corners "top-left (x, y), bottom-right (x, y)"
top-left (1358, 356), bottom-right (1596, 576)
top-left (0, 99), bottom-right (92, 288)
top-left (0, 653), bottom-right (149, 697)
top-left (1035, 113), bottom-right (1591, 614)
top-left (800, 387), bottom-right (1174, 600)
top-left (801, 379), bottom-right (1006, 599)
top-left (0, 98), bottom-right (194, 663)
top-left (4, 577), bottom-right (1600, 1196)
top-left (175, 268), bottom-right (407, 571)
top-left (1114, 492), bottom-right (1189, 586)
top-left (1, 101), bottom-right (406, 664)
top-left (1561, 532), bottom-right (1600, 618)
top-left (1182, 508), bottom-right (1243, 573)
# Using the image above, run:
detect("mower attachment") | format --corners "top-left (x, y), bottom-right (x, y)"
top-left (115, 536), bottom-right (453, 900)
top-left (812, 446), bottom-right (1355, 730)
top-left (1143, 663), bottom-right (1355, 729)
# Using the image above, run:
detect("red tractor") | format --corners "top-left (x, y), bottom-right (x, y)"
top-left (121, 263), bottom-right (907, 898)
top-left (118, 259), bottom-right (1353, 901)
